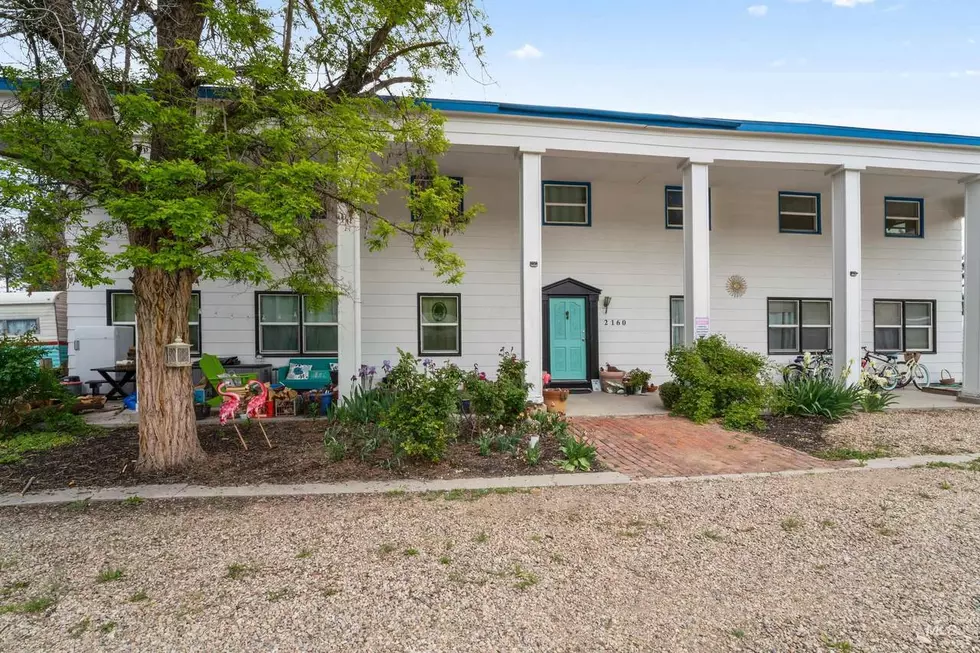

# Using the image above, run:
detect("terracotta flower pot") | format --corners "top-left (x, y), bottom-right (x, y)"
top-left (599, 369), bottom-right (625, 393)
top-left (543, 387), bottom-right (570, 415)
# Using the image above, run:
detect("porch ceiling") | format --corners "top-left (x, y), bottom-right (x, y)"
top-left (439, 145), bottom-right (965, 205)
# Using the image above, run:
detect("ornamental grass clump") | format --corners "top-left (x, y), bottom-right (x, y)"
top-left (665, 335), bottom-right (768, 430)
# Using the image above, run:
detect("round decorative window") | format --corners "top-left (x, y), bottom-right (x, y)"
top-left (431, 301), bottom-right (448, 322)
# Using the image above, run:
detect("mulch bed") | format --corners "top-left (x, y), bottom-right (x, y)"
top-left (755, 415), bottom-right (834, 456)
top-left (0, 420), bottom-right (580, 493)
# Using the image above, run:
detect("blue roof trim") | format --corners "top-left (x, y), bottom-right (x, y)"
top-left (4, 77), bottom-right (980, 148)
top-left (424, 98), bottom-right (980, 148)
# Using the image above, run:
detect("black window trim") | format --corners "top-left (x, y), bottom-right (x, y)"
top-left (872, 298), bottom-right (937, 354)
top-left (766, 296), bottom-right (833, 355)
top-left (254, 291), bottom-right (338, 357)
top-left (417, 292), bottom-right (462, 357)
top-left (106, 288), bottom-right (202, 355)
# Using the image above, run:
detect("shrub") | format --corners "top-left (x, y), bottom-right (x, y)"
top-left (665, 335), bottom-right (768, 428)
top-left (858, 389), bottom-right (897, 413)
top-left (658, 381), bottom-right (681, 411)
top-left (777, 376), bottom-right (862, 420)
top-left (381, 349), bottom-right (463, 461)
top-left (463, 349), bottom-right (530, 429)
top-left (0, 334), bottom-right (70, 436)
top-left (530, 411), bottom-right (570, 440)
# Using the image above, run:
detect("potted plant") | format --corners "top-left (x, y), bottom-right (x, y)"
top-left (624, 368), bottom-right (652, 395)
top-left (541, 371), bottom-right (570, 414)
top-left (599, 364), bottom-right (626, 393)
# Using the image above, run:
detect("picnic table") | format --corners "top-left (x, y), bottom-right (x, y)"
top-left (91, 365), bottom-right (137, 400)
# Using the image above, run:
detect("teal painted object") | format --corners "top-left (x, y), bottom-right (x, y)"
top-left (38, 344), bottom-right (68, 368)
top-left (549, 298), bottom-right (587, 381)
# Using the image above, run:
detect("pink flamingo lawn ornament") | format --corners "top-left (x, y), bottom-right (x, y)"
top-left (245, 380), bottom-right (272, 449)
top-left (216, 381), bottom-right (248, 450)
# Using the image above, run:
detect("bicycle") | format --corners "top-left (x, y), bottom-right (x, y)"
top-left (860, 347), bottom-right (899, 391)
top-left (782, 350), bottom-right (834, 383)
top-left (894, 352), bottom-right (930, 390)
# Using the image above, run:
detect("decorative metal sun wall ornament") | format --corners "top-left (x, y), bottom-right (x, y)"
top-left (726, 275), bottom-right (747, 298)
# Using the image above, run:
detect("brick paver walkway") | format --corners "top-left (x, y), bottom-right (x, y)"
top-left (571, 415), bottom-right (847, 479)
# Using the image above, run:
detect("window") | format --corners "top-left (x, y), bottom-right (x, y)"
top-left (884, 197), bottom-right (924, 238)
top-left (418, 294), bottom-right (461, 356)
top-left (669, 296), bottom-right (685, 348)
top-left (767, 298), bottom-right (832, 354)
top-left (543, 181), bottom-right (591, 226)
top-left (107, 290), bottom-right (201, 355)
top-left (256, 292), bottom-right (338, 356)
top-left (778, 192), bottom-right (821, 234)
top-left (664, 186), bottom-right (712, 230)
top-left (0, 319), bottom-right (39, 336)
top-left (410, 175), bottom-right (463, 221)
top-left (873, 299), bottom-right (935, 353)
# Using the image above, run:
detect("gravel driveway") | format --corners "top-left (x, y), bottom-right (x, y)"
top-left (825, 408), bottom-right (980, 457)
top-left (2, 469), bottom-right (979, 652)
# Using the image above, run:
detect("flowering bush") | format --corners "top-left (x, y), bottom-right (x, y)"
top-left (462, 348), bottom-right (530, 430)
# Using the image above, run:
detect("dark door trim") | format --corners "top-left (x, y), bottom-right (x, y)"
top-left (542, 278), bottom-right (601, 390)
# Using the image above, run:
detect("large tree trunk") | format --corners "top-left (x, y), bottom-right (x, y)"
top-left (132, 266), bottom-right (204, 471)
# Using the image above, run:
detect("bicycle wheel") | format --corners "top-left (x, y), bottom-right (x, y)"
top-left (911, 364), bottom-right (930, 390)
top-left (817, 363), bottom-right (835, 381)
top-left (877, 364), bottom-right (900, 391)
top-left (893, 363), bottom-right (912, 389)
top-left (783, 364), bottom-right (804, 383)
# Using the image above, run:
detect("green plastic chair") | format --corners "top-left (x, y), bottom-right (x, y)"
top-left (198, 354), bottom-right (259, 407)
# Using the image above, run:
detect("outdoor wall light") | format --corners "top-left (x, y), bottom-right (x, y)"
top-left (602, 296), bottom-right (612, 314)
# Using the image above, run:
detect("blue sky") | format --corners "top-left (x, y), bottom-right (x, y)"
top-left (430, 0), bottom-right (980, 135)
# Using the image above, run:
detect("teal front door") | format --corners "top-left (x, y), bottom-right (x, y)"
top-left (549, 297), bottom-right (587, 381)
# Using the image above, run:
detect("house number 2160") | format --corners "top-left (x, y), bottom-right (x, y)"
top-left (604, 319), bottom-right (627, 326)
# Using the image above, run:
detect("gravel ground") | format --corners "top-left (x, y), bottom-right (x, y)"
top-left (2, 469), bottom-right (980, 652)
top-left (825, 409), bottom-right (980, 457)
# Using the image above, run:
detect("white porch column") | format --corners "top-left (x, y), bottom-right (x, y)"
top-left (962, 180), bottom-right (980, 401)
top-left (681, 158), bottom-right (712, 345)
top-left (519, 147), bottom-right (545, 403)
top-left (830, 166), bottom-right (863, 385)
top-left (336, 210), bottom-right (362, 401)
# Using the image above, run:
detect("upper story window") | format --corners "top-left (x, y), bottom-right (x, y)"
top-left (543, 181), bottom-right (591, 226)
top-left (767, 298), bottom-right (832, 354)
top-left (884, 197), bottom-right (924, 238)
top-left (873, 299), bottom-right (935, 353)
top-left (664, 186), bottom-right (712, 230)
top-left (256, 293), bottom-right (338, 356)
top-left (778, 192), bottom-right (821, 234)
top-left (108, 290), bottom-right (201, 354)
top-left (410, 175), bottom-right (464, 222)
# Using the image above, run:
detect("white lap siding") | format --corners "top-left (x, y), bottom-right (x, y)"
top-left (66, 168), bottom-right (963, 382)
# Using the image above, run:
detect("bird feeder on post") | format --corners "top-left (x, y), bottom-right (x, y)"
top-left (165, 337), bottom-right (192, 368)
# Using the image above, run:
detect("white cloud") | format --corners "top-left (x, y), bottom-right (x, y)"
top-left (966, 70), bottom-right (980, 76)
top-left (770, 58), bottom-right (787, 67)
top-left (824, 0), bottom-right (874, 6)
top-left (747, 4), bottom-right (769, 16)
top-left (509, 44), bottom-right (542, 60)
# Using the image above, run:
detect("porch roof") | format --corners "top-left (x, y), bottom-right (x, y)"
top-left (426, 98), bottom-right (980, 150)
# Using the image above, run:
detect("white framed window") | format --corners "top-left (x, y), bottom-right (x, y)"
top-left (107, 290), bottom-right (201, 354)
top-left (543, 182), bottom-right (591, 226)
top-left (778, 192), bottom-right (821, 234)
top-left (669, 296), bottom-right (685, 348)
top-left (884, 197), bottom-right (924, 238)
top-left (0, 319), bottom-right (39, 336)
top-left (767, 298), bottom-right (832, 354)
top-left (874, 299), bottom-right (935, 353)
top-left (256, 292), bottom-right (338, 356)
top-left (418, 294), bottom-right (461, 356)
